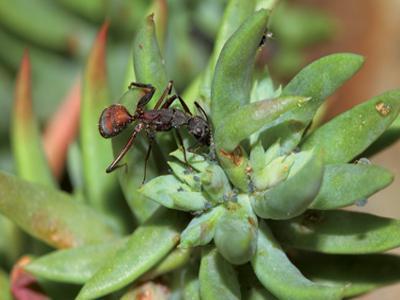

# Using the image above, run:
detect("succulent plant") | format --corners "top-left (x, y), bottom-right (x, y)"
top-left (1, 0), bottom-right (400, 299)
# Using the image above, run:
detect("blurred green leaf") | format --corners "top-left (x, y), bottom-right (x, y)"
top-left (270, 210), bottom-right (400, 254)
top-left (11, 51), bottom-right (56, 187)
top-left (271, 3), bottom-right (335, 48)
top-left (54, 0), bottom-right (106, 23)
top-left (199, 247), bottom-right (241, 300)
top-left (252, 150), bottom-right (323, 219)
top-left (80, 23), bottom-right (125, 230)
top-left (0, 0), bottom-right (94, 55)
top-left (296, 252), bottom-right (400, 298)
top-left (139, 175), bottom-right (209, 212)
top-left (215, 96), bottom-right (309, 152)
top-left (25, 239), bottom-right (127, 284)
top-left (311, 164), bottom-right (394, 210)
top-left (0, 215), bottom-right (24, 268)
top-left (214, 196), bottom-right (258, 265)
top-left (0, 171), bottom-right (119, 249)
top-left (0, 268), bottom-right (11, 300)
top-left (0, 28), bottom-right (78, 121)
top-left (251, 221), bottom-right (343, 300)
top-left (302, 90), bottom-right (400, 163)
top-left (77, 210), bottom-right (185, 299)
top-left (179, 205), bottom-right (224, 248)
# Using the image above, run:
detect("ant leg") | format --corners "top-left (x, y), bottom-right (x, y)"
top-left (106, 123), bottom-right (145, 173)
top-left (154, 80), bottom-right (174, 109)
top-left (162, 94), bottom-right (192, 116)
top-left (142, 134), bottom-right (154, 184)
top-left (175, 129), bottom-right (191, 171)
top-left (128, 82), bottom-right (156, 108)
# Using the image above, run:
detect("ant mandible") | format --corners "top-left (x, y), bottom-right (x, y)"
top-left (98, 81), bottom-right (211, 182)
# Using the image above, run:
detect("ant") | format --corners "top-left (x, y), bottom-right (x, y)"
top-left (98, 80), bottom-right (211, 182)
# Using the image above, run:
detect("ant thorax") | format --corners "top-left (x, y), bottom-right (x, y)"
top-left (142, 109), bottom-right (190, 131)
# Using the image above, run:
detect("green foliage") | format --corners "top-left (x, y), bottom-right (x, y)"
top-left (0, 0), bottom-right (399, 299)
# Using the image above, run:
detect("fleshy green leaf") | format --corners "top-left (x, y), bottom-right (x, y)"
top-left (282, 53), bottom-right (364, 122)
top-left (80, 23), bottom-right (121, 223)
top-left (182, 266), bottom-right (200, 300)
top-left (239, 265), bottom-right (278, 300)
top-left (302, 90), bottom-right (400, 164)
top-left (363, 115), bottom-right (400, 156)
top-left (141, 248), bottom-right (191, 281)
top-left (201, 164), bottom-right (232, 204)
top-left (260, 53), bottom-right (364, 151)
top-left (214, 196), bottom-right (258, 265)
top-left (77, 210), bottom-right (185, 300)
top-left (24, 239), bottom-right (127, 284)
top-left (270, 210), bottom-right (400, 254)
top-left (11, 51), bottom-right (56, 187)
top-left (311, 163), bottom-right (394, 209)
top-left (139, 175), bottom-right (209, 212)
top-left (179, 205), bottom-right (225, 248)
top-left (211, 9), bottom-right (270, 191)
top-left (296, 252), bottom-right (400, 298)
top-left (170, 149), bottom-right (210, 173)
top-left (0, 215), bottom-right (24, 268)
top-left (211, 9), bottom-right (270, 126)
top-left (200, 0), bottom-right (256, 103)
top-left (199, 247), bottom-right (241, 300)
top-left (251, 221), bottom-right (344, 300)
top-left (133, 14), bottom-right (168, 104)
top-left (168, 161), bottom-right (202, 191)
top-left (251, 150), bottom-right (323, 219)
top-left (215, 96), bottom-right (309, 152)
top-left (0, 171), bottom-right (119, 249)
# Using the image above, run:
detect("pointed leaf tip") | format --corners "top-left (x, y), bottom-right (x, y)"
top-left (86, 22), bottom-right (109, 86)
top-left (15, 50), bottom-right (32, 121)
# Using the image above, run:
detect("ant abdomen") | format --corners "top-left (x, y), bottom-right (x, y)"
top-left (99, 104), bottom-right (133, 138)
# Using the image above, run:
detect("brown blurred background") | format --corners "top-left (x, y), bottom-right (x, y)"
top-left (299, 1), bottom-right (400, 299)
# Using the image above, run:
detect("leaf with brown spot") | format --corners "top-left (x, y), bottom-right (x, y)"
top-left (0, 172), bottom-right (120, 249)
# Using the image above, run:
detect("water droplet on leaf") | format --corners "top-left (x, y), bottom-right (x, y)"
top-left (355, 198), bottom-right (368, 207)
top-left (356, 157), bottom-right (371, 165)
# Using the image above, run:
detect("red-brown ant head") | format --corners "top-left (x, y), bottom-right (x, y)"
top-left (98, 104), bottom-right (134, 138)
top-left (188, 116), bottom-right (211, 146)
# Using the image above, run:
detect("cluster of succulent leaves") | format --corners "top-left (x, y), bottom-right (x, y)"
top-left (1, 0), bottom-right (400, 299)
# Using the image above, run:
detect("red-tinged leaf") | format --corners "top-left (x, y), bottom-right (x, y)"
top-left (11, 50), bottom-right (56, 187)
top-left (10, 256), bottom-right (49, 300)
top-left (43, 78), bottom-right (81, 179)
top-left (80, 23), bottom-right (123, 230)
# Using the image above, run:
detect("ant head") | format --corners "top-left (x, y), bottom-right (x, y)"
top-left (99, 104), bottom-right (134, 138)
top-left (188, 116), bottom-right (211, 146)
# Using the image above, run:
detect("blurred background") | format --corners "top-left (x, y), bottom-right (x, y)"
top-left (0, 0), bottom-right (399, 298)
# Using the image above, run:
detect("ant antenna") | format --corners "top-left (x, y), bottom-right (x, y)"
top-left (194, 101), bottom-right (209, 122)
